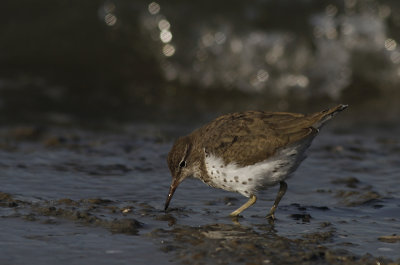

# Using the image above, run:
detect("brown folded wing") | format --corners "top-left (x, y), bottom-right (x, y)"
top-left (196, 110), bottom-right (327, 166)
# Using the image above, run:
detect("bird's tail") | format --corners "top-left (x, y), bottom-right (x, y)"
top-left (311, 104), bottom-right (348, 129)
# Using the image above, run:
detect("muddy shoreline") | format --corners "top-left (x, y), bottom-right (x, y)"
top-left (1, 189), bottom-right (397, 265)
top-left (1, 125), bottom-right (399, 264)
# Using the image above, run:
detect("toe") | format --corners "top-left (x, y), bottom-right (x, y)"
top-left (266, 213), bottom-right (275, 220)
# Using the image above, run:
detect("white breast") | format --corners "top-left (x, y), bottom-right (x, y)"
top-left (202, 141), bottom-right (312, 197)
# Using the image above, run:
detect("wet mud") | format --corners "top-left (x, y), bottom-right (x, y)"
top-left (0, 125), bottom-right (399, 264)
top-left (1, 192), bottom-right (143, 235)
top-left (151, 224), bottom-right (392, 265)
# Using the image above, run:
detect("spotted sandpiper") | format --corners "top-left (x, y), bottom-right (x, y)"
top-left (164, 104), bottom-right (348, 219)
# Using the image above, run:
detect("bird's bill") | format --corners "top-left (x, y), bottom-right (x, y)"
top-left (164, 178), bottom-right (181, 211)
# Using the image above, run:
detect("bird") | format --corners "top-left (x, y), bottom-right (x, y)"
top-left (164, 104), bottom-right (348, 219)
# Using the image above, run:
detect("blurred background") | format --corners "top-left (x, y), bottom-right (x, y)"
top-left (1, 0), bottom-right (400, 127)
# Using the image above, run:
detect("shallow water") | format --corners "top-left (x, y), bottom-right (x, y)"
top-left (0, 123), bottom-right (399, 264)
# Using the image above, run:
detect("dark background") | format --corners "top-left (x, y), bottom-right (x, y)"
top-left (1, 0), bottom-right (399, 127)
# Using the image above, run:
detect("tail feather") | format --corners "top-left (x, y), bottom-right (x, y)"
top-left (311, 104), bottom-right (348, 129)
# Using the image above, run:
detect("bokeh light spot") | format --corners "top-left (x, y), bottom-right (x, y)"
top-left (148, 2), bottom-right (160, 15)
top-left (326, 5), bottom-right (338, 17)
top-left (104, 13), bottom-right (117, 26)
top-left (296, 75), bottom-right (309, 88)
top-left (265, 45), bottom-right (284, 64)
top-left (160, 30), bottom-right (173, 43)
top-left (256, 69), bottom-right (269, 82)
top-left (282, 74), bottom-right (309, 88)
top-left (342, 22), bottom-right (355, 35)
top-left (163, 44), bottom-right (176, 57)
top-left (202, 33), bottom-right (214, 47)
top-left (215, 32), bottom-right (226, 45)
top-left (390, 51), bottom-right (400, 64)
top-left (158, 19), bottom-right (170, 31)
top-left (385, 38), bottom-right (397, 51)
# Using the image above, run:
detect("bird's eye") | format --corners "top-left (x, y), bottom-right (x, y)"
top-left (179, 160), bottom-right (186, 168)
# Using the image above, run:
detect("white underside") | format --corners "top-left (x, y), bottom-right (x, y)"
top-left (202, 140), bottom-right (313, 197)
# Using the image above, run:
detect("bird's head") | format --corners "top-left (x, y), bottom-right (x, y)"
top-left (164, 135), bottom-right (195, 211)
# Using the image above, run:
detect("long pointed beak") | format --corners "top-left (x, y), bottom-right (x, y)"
top-left (164, 178), bottom-right (180, 211)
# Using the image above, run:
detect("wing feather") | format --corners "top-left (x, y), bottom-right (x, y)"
top-left (194, 105), bottom-right (346, 166)
top-left (196, 112), bottom-right (316, 166)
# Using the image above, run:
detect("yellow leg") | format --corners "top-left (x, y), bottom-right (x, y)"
top-left (229, 194), bottom-right (257, 217)
top-left (266, 181), bottom-right (287, 220)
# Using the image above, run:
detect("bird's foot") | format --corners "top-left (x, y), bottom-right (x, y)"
top-left (266, 213), bottom-right (275, 222)
top-left (229, 214), bottom-right (243, 225)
